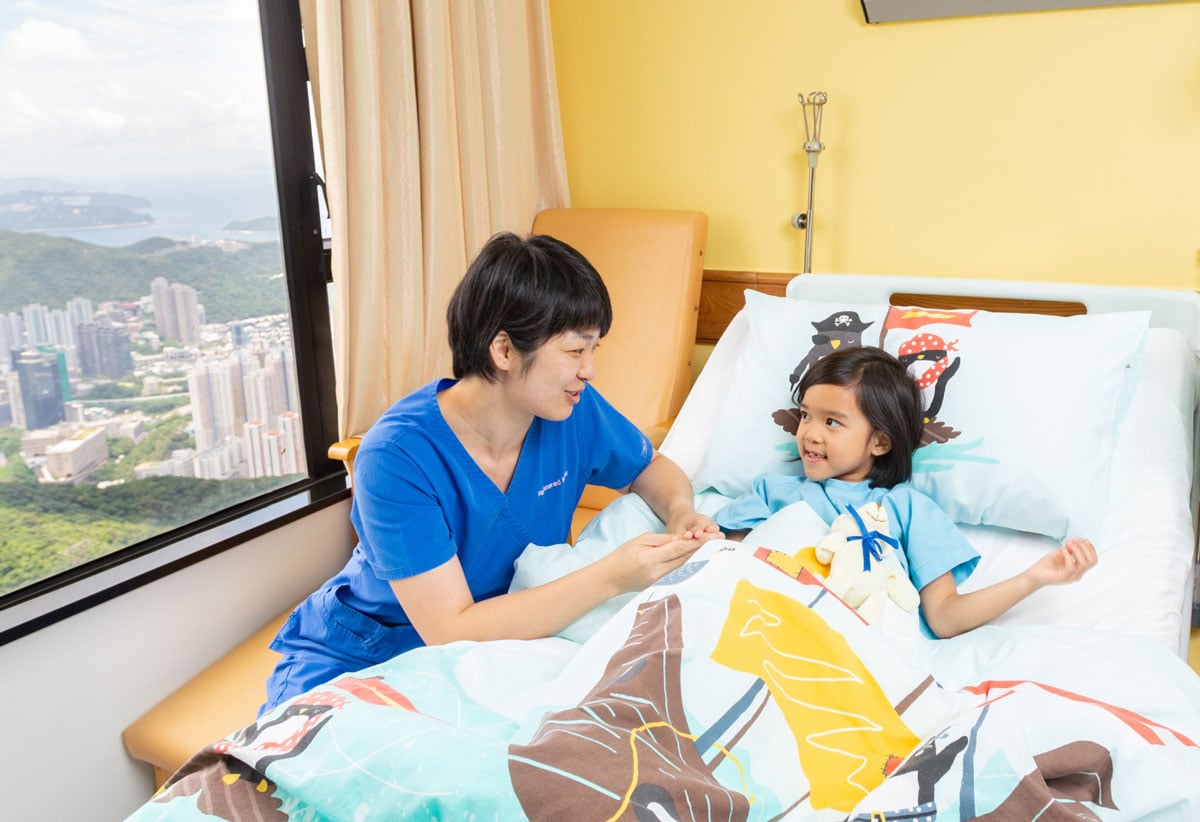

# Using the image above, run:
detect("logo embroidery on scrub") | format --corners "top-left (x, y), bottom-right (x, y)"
top-left (537, 471), bottom-right (569, 497)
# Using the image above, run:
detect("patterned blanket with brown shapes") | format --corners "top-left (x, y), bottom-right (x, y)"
top-left (128, 533), bottom-right (1200, 822)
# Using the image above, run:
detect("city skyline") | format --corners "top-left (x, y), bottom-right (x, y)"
top-left (0, 274), bottom-right (304, 486)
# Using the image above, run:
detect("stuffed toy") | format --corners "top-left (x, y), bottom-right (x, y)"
top-left (814, 501), bottom-right (920, 624)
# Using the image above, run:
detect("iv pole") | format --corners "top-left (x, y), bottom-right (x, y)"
top-left (790, 91), bottom-right (827, 274)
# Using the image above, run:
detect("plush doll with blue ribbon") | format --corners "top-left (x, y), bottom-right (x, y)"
top-left (814, 501), bottom-right (920, 624)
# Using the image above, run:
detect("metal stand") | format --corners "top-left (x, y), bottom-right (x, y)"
top-left (790, 91), bottom-right (827, 274)
top-left (1192, 563), bottom-right (1199, 628)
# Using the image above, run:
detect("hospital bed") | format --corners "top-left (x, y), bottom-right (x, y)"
top-left (126, 272), bottom-right (1200, 821)
top-left (671, 273), bottom-right (1200, 661)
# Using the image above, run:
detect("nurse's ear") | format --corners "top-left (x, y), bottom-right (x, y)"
top-left (489, 331), bottom-right (516, 373)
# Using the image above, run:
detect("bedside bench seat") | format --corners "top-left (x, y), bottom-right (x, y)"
top-left (121, 610), bottom-right (289, 787)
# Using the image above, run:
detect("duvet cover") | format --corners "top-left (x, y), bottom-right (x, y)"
top-left (129, 501), bottom-right (1200, 821)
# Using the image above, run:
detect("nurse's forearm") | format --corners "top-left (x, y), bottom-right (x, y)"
top-left (443, 565), bottom-right (622, 644)
top-left (628, 452), bottom-right (697, 530)
top-left (392, 533), bottom-right (700, 646)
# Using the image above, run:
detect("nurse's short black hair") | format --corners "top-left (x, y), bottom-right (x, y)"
top-left (447, 232), bottom-right (612, 382)
top-left (796, 346), bottom-right (923, 488)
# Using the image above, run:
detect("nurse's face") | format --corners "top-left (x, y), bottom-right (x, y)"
top-left (512, 329), bottom-right (600, 421)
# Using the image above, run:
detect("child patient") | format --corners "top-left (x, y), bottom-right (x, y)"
top-left (715, 345), bottom-right (1097, 637)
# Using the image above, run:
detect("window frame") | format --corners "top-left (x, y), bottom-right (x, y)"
top-left (0, 0), bottom-right (344, 645)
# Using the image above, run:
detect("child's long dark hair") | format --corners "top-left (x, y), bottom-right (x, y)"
top-left (794, 346), bottom-right (923, 488)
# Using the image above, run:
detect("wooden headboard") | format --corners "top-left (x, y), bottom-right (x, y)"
top-left (697, 269), bottom-right (1088, 344)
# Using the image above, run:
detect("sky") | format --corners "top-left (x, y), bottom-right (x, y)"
top-left (0, 0), bottom-right (278, 196)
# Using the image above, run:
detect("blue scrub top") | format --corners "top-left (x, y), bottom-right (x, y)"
top-left (270, 379), bottom-right (652, 670)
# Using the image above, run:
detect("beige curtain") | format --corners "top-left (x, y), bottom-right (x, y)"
top-left (299, 0), bottom-right (570, 440)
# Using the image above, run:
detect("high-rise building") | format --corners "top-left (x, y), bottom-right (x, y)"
top-left (14, 349), bottom-right (66, 430)
top-left (150, 277), bottom-right (178, 341)
top-left (280, 346), bottom-right (300, 414)
top-left (242, 353), bottom-right (289, 427)
top-left (172, 283), bottom-right (201, 344)
top-left (277, 410), bottom-right (305, 474)
top-left (242, 410), bottom-right (305, 479)
top-left (262, 429), bottom-right (285, 476)
top-left (243, 419), bottom-right (266, 478)
top-left (192, 439), bottom-right (241, 480)
top-left (150, 278), bottom-right (202, 344)
top-left (0, 378), bottom-right (12, 426)
top-left (21, 303), bottom-right (50, 347)
top-left (66, 297), bottom-right (94, 330)
top-left (187, 358), bottom-right (246, 451)
top-left (36, 346), bottom-right (72, 402)
top-left (47, 308), bottom-right (79, 373)
top-left (78, 323), bottom-right (134, 379)
top-left (0, 313), bottom-right (24, 373)
top-left (2, 371), bottom-right (24, 428)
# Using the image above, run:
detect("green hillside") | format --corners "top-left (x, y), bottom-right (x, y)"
top-left (0, 230), bottom-right (287, 323)
top-left (0, 474), bottom-right (294, 596)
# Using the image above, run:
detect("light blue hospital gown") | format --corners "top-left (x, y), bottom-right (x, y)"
top-left (715, 475), bottom-right (979, 635)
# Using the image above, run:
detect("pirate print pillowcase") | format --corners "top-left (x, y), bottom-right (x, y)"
top-left (691, 290), bottom-right (1149, 541)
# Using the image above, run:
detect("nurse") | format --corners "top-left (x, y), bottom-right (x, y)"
top-left (261, 231), bottom-right (720, 713)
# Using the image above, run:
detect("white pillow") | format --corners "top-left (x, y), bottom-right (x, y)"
top-left (691, 291), bottom-right (1149, 540)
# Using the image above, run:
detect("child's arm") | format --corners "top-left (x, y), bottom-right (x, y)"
top-left (919, 537), bottom-right (1097, 638)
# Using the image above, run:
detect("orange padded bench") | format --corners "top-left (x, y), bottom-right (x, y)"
top-left (121, 610), bottom-right (289, 787)
top-left (121, 437), bottom-right (363, 788)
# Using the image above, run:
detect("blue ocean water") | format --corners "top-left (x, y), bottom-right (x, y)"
top-left (18, 175), bottom-right (284, 248)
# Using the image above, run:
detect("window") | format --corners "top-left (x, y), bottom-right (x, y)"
top-left (0, 0), bottom-right (340, 641)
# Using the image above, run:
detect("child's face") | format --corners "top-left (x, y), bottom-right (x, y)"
top-left (796, 382), bottom-right (891, 483)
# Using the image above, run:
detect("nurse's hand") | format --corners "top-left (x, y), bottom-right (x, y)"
top-left (604, 531), bottom-right (707, 594)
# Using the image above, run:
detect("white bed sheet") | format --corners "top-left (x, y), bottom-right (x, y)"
top-left (662, 301), bottom-right (1199, 658)
top-left (959, 329), bottom-right (1196, 654)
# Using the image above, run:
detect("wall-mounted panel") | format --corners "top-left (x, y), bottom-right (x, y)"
top-left (861, 0), bottom-right (1176, 23)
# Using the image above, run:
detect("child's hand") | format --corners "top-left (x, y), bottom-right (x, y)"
top-left (1029, 537), bottom-right (1097, 587)
top-left (668, 511), bottom-right (724, 542)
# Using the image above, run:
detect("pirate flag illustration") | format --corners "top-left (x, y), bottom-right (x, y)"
top-left (896, 332), bottom-right (961, 425)
top-left (788, 310), bottom-right (875, 403)
top-left (881, 306), bottom-right (978, 446)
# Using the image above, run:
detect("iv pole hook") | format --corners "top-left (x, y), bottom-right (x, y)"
top-left (791, 91), bottom-right (827, 274)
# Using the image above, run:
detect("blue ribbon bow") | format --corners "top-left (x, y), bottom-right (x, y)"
top-left (844, 504), bottom-right (899, 572)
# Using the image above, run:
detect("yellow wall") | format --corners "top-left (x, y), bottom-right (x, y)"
top-left (548, 0), bottom-right (1200, 289)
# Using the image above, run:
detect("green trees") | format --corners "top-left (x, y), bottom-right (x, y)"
top-left (0, 416), bottom-right (295, 594)
top-left (0, 474), bottom-right (295, 595)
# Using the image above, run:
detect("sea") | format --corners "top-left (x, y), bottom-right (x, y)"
top-left (15, 174), bottom-right (294, 248)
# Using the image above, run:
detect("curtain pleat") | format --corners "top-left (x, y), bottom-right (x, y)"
top-left (299, 0), bottom-right (569, 441)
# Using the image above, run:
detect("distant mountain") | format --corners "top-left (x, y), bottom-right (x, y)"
top-left (0, 177), bottom-right (81, 195)
top-left (224, 216), bottom-right (279, 233)
top-left (0, 188), bottom-right (153, 232)
top-left (0, 230), bottom-right (287, 323)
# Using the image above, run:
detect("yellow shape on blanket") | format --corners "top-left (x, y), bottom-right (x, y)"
top-left (792, 545), bottom-right (831, 577)
top-left (753, 546), bottom-right (829, 581)
top-left (711, 579), bottom-right (920, 812)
